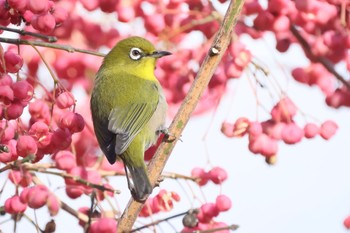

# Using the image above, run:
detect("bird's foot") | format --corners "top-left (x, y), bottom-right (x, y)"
top-left (157, 128), bottom-right (180, 142)
top-left (154, 176), bottom-right (164, 188)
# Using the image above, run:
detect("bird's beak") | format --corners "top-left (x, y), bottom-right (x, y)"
top-left (149, 50), bottom-right (172, 58)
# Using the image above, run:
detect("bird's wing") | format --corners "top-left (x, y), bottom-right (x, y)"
top-left (107, 83), bottom-right (159, 155)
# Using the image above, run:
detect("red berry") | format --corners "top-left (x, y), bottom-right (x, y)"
top-left (191, 167), bottom-right (209, 186)
top-left (320, 120), bottom-right (338, 140)
top-left (56, 91), bottom-right (75, 109)
top-left (281, 123), bottom-right (304, 144)
top-left (4, 195), bottom-right (27, 214)
top-left (28, 0), bottom-right (49, 14)
top-left (4, 51), bottom-right (23, 73)
top-left (16, 135), bottom-right (38, 157)
top-left (12, 80), bottom-right (34, 102)
top-left (90, 218), bottom-right (117, 233)
top-left (215, 194), bottom-right (232, 212)
top-left (303, 123), bottom-right (320, 139)
top-left (54, 150), bottom-right (77, 171)
top-left (47, 194), bottom-right (60, 216)
top-left (344, 215), bottom-right (350, 229)
top-left (208, 167), bottom-right (228, 184)
top-left (58, 112), bottom-right (85, 133)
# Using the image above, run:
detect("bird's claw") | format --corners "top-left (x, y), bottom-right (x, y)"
top-left (157, 128), bottom-right (180, 142)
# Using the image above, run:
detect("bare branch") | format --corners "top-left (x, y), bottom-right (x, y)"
top-left (0, 26), bottom-right (57, 42)
top-left (0, 37), bottom-right (105, 57)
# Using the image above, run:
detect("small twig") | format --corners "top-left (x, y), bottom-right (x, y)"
top-left (290, 24), bottom-right (350, 89)
top-left (0, 156), bottom-right (35, 173)
top-left (161, 172), bottom-right (198, 182)
top-left (130, 210), bottom-right (193, 232)
top-left (193, 224), bottom-right (239, 233)
top-left (0, 26), bottom-right (57, 42)
top-left (0, 37), bottom-right (105, 57)
top-left (22, 214), bottom-right (44, 233)
top-left (23, 164), bottom-right (120, 194)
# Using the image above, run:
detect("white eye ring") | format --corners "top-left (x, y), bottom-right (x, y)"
top-left (129, 47), bottom-right (143, 60)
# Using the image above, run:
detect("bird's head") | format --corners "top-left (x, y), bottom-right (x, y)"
top-left (104, 36), bottom-right (171, 79)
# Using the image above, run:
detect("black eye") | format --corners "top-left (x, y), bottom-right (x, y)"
top-left (129, 48), bottom-right (143, 60)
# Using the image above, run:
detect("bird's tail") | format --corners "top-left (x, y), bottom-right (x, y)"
top-left (126, 164), bottom-right (152, 202)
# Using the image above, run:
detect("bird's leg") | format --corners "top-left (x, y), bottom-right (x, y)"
top-left (154, 175), bottom-right (164, 187)
top-left (124, 165), bottom-right (135, 194)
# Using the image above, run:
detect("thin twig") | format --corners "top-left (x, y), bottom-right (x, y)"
top-left (290, 24), bottom-right (350, 89)
top-left (22, 164), bottom-right (120, 194)
top-left (116, 0), bottom-right (245, 232)
top-left (0, 26), bottom-right (57, 42)
top-left (131, 210), bottom-right (193, 232)
top-left (194, 224), bottom-right (239, 233)
top-left (0, 37), bottom-right (105, 57)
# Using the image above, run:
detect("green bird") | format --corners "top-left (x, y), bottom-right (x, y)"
top-left (90, 36), bottom-right (171, 202)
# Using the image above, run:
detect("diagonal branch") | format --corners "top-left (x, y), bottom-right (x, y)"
top-left (116, 0), bottom-right (245, 232)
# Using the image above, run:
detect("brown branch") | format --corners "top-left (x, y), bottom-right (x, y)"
top-left (290, 25), bottom-right (350, 89)
top-left (0, 26), bottom-right (57, 42)
top-left (116, 0), bottom-right (245, 232)
top-left (0, 37), bottom-right (105, 57)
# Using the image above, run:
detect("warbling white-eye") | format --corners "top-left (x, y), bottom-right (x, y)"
top-left (90, 36), bottom-right (171, 202)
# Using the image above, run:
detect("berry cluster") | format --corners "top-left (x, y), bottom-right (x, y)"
top-left (1, 0), bottom-right (67, 34)
top-left (180, 167), bottom-right (232, 232)
top-left (5, 184), bottom-right (60, 216)
top-left (221, 97), bottom-right (338, 163)
top-left (139, 189), bottom-right (180, 217)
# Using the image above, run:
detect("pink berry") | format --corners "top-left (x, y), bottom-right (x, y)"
top-left (58, 112), bottom-right (85, 133)
top-left (233, 117), bottom-right (250, 137)
top-left (0, 85), bottom-right (14, 103)
top-left (4, 195), bottom-right (27, 214)
top-left (344, 215), bottom-right (350, 229)
top-left (271, 97), bottom-right (297, 122)
top-left (47, 194), bottom-right (60, 216)
top-left (80, 0), bottom-right (99, 11)
top-left (51, 6), bottom-right (68, 25)
top-left (56, 91), bottom-right (75, 109)
top-left (303, 123), bottom-right (320, 139)
top-left (12, 80), bottom-right (34, 102)
top-left (220, 122), bottom-right (235, 138)
top-left (26, 185), bottom-right (49, 209)
top-left (90, 218), bottom-right (117, 233)
top-left (32, 13), bottom-right (56, 34)
top-left (320, 120), bottom-right (338, 140)
top-left (201, 203), bottom-right (219, 218)
top-left (7, 0), bottom-right (27, 12)
top-left (51, 128), bottom-right (72, 150)
top-left (0, 139), bottom-right (18, 163)
top-left (281, 123), bottom-right (304, 144)
top-left (5, 100), bottom-right (25, 120)
top-left (27, 0), bottom-right (49, 14)
top-left (117, 6), bottom-right (135, 22)
top-left (216, 194), bottom-right (232, 212)
top-left (191, 167), bottom-right (209, 186)
top-left (248, 121), bottom-right (263, 137)
top-left (16, 135), bottom-right (38, 157)
top-left (54, 150), bottom-right (77, 171)
top-left (208, 167), bottom-right (228, 184)
top-left (4, 51), bottom-right (23, 73)
top-left (8, 169), bottom-right (32, 187)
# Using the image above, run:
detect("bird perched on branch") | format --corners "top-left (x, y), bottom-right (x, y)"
top-left (90, 36), bottom-right (171, 202)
